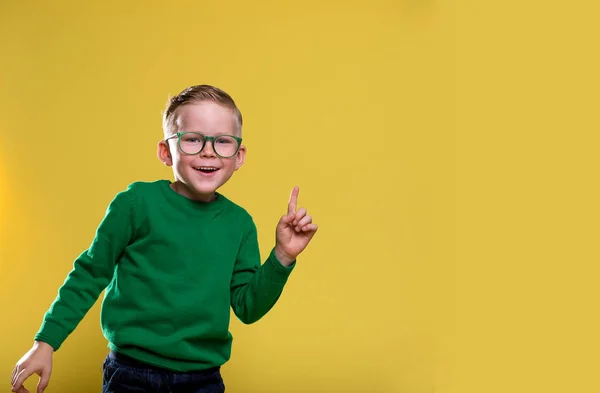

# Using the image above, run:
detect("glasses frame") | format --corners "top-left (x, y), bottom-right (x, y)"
top-left (166, 132), bottom-right (243, 158)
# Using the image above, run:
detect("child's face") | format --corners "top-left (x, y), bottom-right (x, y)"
top-left (158, 101), bottom-right (245, 202)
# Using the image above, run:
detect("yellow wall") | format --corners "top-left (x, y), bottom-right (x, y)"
top-left (4, 1), bottom-right (600, 393)
top-left (455, 1), bottom-right (600, 393)
top-left (0, 1), bottom-right (454, 392)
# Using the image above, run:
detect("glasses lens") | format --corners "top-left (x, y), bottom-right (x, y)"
top-left (179, 133), bottom-right (204, 154)
top-left (213, 135), bottom-right (239, 157)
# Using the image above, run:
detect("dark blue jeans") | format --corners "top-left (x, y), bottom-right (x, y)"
top-left (102, 351), bottom-right (225, 393)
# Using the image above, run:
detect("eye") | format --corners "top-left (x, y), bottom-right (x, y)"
top-left (216, 137), bottom-right (234, 144)
top-left (181, 134), bottom-right (203, 143)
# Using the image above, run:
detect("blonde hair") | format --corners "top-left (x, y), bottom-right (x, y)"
top-left (162, 84), bottom-right (243, 136)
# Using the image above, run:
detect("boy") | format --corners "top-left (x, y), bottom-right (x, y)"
top-left (11, 84), bottom-right (318, 393)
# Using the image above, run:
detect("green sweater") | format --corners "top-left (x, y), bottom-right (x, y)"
top-left (35, 180), bottom-right (295, 371)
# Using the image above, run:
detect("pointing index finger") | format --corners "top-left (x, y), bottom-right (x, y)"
top-left (288, 186), bottom-right (299, 214)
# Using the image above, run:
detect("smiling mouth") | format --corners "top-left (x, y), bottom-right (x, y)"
top-left (194, 166), bottom-right (220, 173)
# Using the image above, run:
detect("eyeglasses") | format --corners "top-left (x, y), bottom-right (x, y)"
top-left (166, 132), bottom-right (242, 158)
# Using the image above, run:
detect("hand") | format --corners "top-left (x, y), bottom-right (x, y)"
top-left (11, 341), bottom-right (53, 393)
top-left (274, 186), bottom-right (318, 266)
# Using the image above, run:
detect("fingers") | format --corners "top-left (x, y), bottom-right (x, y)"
top-left (287, 186), bottom-right (299, 215)
top-left (294, 213), bottom-right (311, 232)
top-left (301, 223), bottom-right (318, 235)
top-left (37, 369), bottom-right (50, 393)
top-left (283, 186), bottom-right (318, 239)
top-left (292, 207), bottom-right (307, 226)
top-left (12, 367), bottom-right (32, 392)
top-left (12, 366), bottom-right (18, 386)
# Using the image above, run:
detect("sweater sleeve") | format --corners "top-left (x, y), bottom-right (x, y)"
top-left (230, 217), bottom-right (295, 324)
top-left (34, 186), bottom-right (136, 350)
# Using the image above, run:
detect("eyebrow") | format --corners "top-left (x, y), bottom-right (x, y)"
top-left (180, 130), bottom-right (241, 137)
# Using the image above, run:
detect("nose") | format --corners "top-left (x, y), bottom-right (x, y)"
top-left (199, 139), bottom-right (217, 158)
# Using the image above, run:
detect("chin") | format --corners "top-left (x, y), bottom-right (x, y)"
top-left (172, 178), bottom-right (219, 200)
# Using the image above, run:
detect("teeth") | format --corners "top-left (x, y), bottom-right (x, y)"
top-left (195, 167), bottom-right (218, 171)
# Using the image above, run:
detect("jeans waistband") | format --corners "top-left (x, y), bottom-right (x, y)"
top-left (109, 350), bottom-right (158, 369)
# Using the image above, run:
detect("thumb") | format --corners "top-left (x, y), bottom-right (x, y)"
top-left (37, 369), bottom-right (50, 393)
top-left (278, 213), bottom-right (294, 227)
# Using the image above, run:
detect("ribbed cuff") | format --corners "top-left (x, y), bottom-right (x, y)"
top-left (34, 320), bottom-right (68, 351)
top-left (266, 248), bottom-right (296, 278)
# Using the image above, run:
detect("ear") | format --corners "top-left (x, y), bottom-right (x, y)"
top-left (234, 144), bottom-right (246, 171)
top-left (157, 140), bottom-right (173, 166)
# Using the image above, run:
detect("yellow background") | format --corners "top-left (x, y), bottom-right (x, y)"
top-left (2, 1), bottom-right (598, 393)
top-left (455, 1), bottom-right (600, 392)
top-left (1, 1), bottom-right (454, 392)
